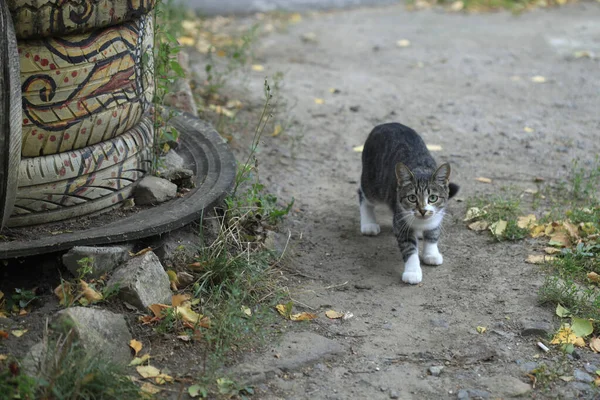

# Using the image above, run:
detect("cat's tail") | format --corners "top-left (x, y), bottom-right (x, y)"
top-left (449, 183), bottom-right (460, 199)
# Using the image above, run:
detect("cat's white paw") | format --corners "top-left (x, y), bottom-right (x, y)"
top-left (402, 270), bottom-right (422, 284)
top-left (422, 252), bottom-right (443, 266)
top-left (361, 223), bottom-right (381, 236)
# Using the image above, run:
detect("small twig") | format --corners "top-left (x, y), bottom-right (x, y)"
top-left (293, 281), bottom-right (349, 294)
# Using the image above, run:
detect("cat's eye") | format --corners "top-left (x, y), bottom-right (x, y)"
top-left (428, 195), bottom-right (439, 203)
top-left (407, 195), bottom-right (417, 203)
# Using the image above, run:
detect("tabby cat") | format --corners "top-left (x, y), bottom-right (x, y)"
top-left (358, 123), bottom-right (459, 284)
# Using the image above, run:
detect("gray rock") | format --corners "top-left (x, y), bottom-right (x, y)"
top-left (176, 271), bottom-right (195, 288)
top-left (107, 251), bottom-right (172, 311)
top-left (520, 318), bottom-right (553, 337)
top-left (574, 368), bottom-right (594, 383)
top-left (569, 381), bottom-right (592, 393)
top-left (430, 318), bottom-right (449, 329)
top-left (389, 389), bottom-right (399, 399)
top-left (62, 245), bottom-right (130, 278)
top-left (160, 150), bottom-right (185, 171)
top-left (152, 228), bottom-right (201, 268)
top-left (516, 361), bottom-right (538, 373)
top-left (467, 389), bottom-right (490, 398)
top-left (133, 176), bottom-right (177, 205)
top-left (457, 389), bottom-right (469, 400)
top-left (429, 365), bottom-right (444, 377)
top-left (21, 342), bottom-right (46, 376)
top-left (264, 230), bottom-right (288, 256)
top-left (54, 307), bottom-right (132, 366)
top-left (481, 375), bottom-right (531, 397)
top-left (162, 168), bottom-right (194, 188)
top-left (584, 363), bottom-right (599, 375)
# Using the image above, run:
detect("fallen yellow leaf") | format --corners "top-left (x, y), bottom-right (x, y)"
top-left (137, 365), bottom-right (161, 379)
top-left (490, 220), bottom-right (507, 237)
top-left (216, 49), bottom-right (226, 57)
top-left (517, 214), bottom-right (537, 229)
top-left (426, 144), bottom-right (443, 151)
top-left (140, 382), bottom-right (162, 394)
top-left (524, 126), bottom-right (534, 133)
top-left (176, 303), bottom-right (204, 325)
top-left (0, 331), bottom-right (8, 339)
top-left (575, 336), bottom-right (586, 347)
top-left (11, 330), bottom-right (27, 338)
top-left (79, 280), bottom-right (103, 303)
top-left (549, 230), bottom-right (570, 247)
top-left (590, 337), bottom-right (600, 352)
top-left (187, 261), bottom-right (205, 271)
top-left (551, 324), bottom-right (579, 345)
top-left (0, 354), bottom-right (7, 361)
top-left (290, 312), bottom-right (318, 321)
top-left (129, 354), bottom-right (151, 366)
top-left (396, 39), bottom-right (411, 47)
top-left (272, 124), bottom-right (283, 137)
top-left (450, 1), bottom-right (464, 11)
top-left (464, 207), bottom-right (487, 222)
top-left (148, 304), bottom-right (170, 318)
top-left (588, 272), bottom-right (600, 284)
top-left (468, 220), bottom-right (489, 231)
top-left (563, 221), bottom-right (580, 240)
top-left (544, 247), bottom-right (561, 254)
top-left (289, 13), bottom-right (302, 23)
top-left (476, 326), bottom-right (487, 334)
top-left (325, 310), bottom-right (344, 319)
top-left (241, 306), bottom-right (252, 316)
top-left (155, 373), bottom-right (174, 385)
top-left (130, 247), bottom-right (152, 257)
top-left (574, 50), bottom-right (593, 59)
top-left (595, 377), bottom-right (600, 387)
top-left (353, 145), bottom-right (364, 152)
top-left (171, 294), bottom-right (191, 307)
top-left (314, 98), bottom-right (325, 105)
top-left (475, 177), bottom-right (492, 184)
top-left (208, 104), bottom-right (235, 118)
top-left (251, 64), bottom-right (265, 72)
top-left (177, 36), bottom-right (195, 46)
top-left (530, 224), bottom-right (546, 238)
top-left (54, 282), bottom-right (74, 307)
top-left (526, 254), bottom-right (555, 264)
top-left (129, 339), bottom-right (143, 356)
top-left (531, 75), bottom-right (547, 83)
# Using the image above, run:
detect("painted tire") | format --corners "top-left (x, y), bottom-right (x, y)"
top-left (8, 116), bottom-right (153, 227)
top-left (0, 1), bottom-right (22, 229)
top-left (8, 0), bottom-right (156, 40)
top-left (19, 14), bottom-right (154, 157)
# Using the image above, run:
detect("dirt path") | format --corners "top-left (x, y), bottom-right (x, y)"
top-left (215, 3), bottom-right (600, 399)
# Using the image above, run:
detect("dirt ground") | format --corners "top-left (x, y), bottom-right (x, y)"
top-left (213, 3), bottom-right (600, 399)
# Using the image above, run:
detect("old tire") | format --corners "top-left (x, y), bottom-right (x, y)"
top-left (8, 0), bottom-right (156, 40)
top-left (8, 117), bottom-right (153, 227)
top-left (19, 14), bottom-right (154, 157)
top-left (0, 1), bottom-right (22, 229)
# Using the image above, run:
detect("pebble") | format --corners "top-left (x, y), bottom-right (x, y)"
top-left (570, 381), bottom-right (593, 393)
top-left (519, 319), bottom-right (553, 337)
top-left (467, 389), bottom-right (491, 398)
top-left (430, 318), bottom-right (449, 329)
top-left (584, 363), bottom-right (598, 374)
top-left (457, 389), bottom-right (469, 399)
top-left (573, 369), bottom-right (594, 383)
top-left (429, 365), bottom-right (444, 377)
top-left (389, 389), bottom-right (399, 399)
top-left (516, 360), bottom-right (538, 373)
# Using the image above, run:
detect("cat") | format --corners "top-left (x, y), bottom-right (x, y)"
top-left (358, 122), bottom-right (459, 285)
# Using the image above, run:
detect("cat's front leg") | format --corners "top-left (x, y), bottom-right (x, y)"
top-left (394, 224), bottom-right (421, 284)
top-left (422, 227), bottom-right (443, 266)
top-left (359, 188), bottom-right (380, 236)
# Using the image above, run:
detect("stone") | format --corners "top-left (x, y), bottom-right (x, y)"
top-left (481, 375), bottom-right (531, 397)
top-left (430, 318), bottom-right (449, 329)
top-left (62, 245), bottom-right (130, 278)
top-left (457, 389), bottom-right (469, 400)
top-left (516, 361), bottom-right (538, 373)
top-left (429, 365), bottom-right (444, 377)
top-left (264, 230), bottom-right (288, 256)
top-left (133, 176), bottom-right (177, 205)
top-left (569, 381), bottom-right (592, 393)
top-left (162, 168), bottom-right (194, 189)
top-left (519, 318), bottom-right (553, 337)
top-left (176, 271), bottom-right (195, 288)
top-left (584, 363), bottom-right (598, 375)
top-left (152, 227), bottom-right (201, 268)
top-left (107, 251), bottom-right (172, 311)
top-left (573, 368), bottom-right (594, 383)
top-left (389, 389), bottom-right (399, 399)
top-left (467, 389), bottom-right (490, 398)
top-left (21, 342), bottom-right (46, 376)
top-left (160, 150), bottom-right (185, 171)
top-left (54, 307), bottom-right (132, 366)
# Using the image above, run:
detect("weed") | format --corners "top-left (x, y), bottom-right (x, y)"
top-left (8, 288), bottom-right (39, 310)
top-left (408, 0), bottom-right (574, 13)
top-left (76, 257), bottom-right (93, 279)
top-left (466, 192), bottom-right (528, 241)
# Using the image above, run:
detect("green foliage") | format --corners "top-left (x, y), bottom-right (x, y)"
top-left (76, 257), bottom-right (94, 279)
top-left (8, 288), bottom-right (39, 310)
top-left (466, 192), bottom-right (528, 241)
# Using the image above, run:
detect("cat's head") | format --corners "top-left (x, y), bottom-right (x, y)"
top-left (395, 162), bottom-right (459, 220)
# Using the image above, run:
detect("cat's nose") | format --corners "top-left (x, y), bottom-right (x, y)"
top-left (418, 209), bottom-right (426, 216)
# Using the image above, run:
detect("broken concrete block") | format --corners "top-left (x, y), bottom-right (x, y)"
top-left (54, 307), bottom-right (132, 366)
top-left (152, 227), bottom-right (201, 268)
top-left (107, 251), bottom-right (172, 311)
top-left (133, 176), bottom-right (177, 205)
top-left (62, 245), bottom-right (130, 278)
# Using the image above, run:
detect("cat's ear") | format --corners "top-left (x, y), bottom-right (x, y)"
top-left (395, 163), bottom-right (414, 186)
top-left (432, 163), bottom-right (451, 186)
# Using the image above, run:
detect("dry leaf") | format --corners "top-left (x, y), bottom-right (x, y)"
top-left (517, 214), bottom-right (537, 229)
top-left (550, 324), bottom-right (585, 346)
top-left (171, 294), bottom-right (191, 307)
top-left (0, 330), bottom-right (8, 339)
top-left (526, 254), bottom-right (555, 264)
top-left (0, 354), bottom-right (7, 361)
top-left (79, 280), bottom-right (102, 303)
top-left (140, 382), bottom-right (162, 394)
top-left (450, 1), bottom-right (464, 11)
top-left (187, 261), bottom-right (205, 271)
top-left (549, 230), bottom-right (570, 247)
top-left (588, 272), bottom-right (600, 284)
top-left (426, 144), bottom-right (443, 151)
top-left (353, 145), bottom-right (364, 152)
top-left (129, 354), bottom-right (151, 366)
top-left (325, 310), bottom-right (344, 319)
top-left (137, 365), bottom-right (161, 379)
top-left (396, 39), bottom-right (411, 47)
top-left (289, 13), bottom-right (303, 23)
top-left (177, 36), bottom-right (195, 46)
top-left (476, 326), bottom-right (487, 334)
top-left (272, 124), bottom-right (283, 137)
top-left (216, 49), bottom-right (226, 57)
top-left (475, 177), bottom-right (492, 184)
top-left (590, 337), bottom-right (600, 352)
top-left (544, 247), bottom-right (561, 254)
top-left (176, 303), bottom-right (204, 325)
top-left (523, 126), bottom-right (534, 133)
top-left (129, 339), bottom-right (143, 356)
top-left (490, 220), bottom-right (507, 237)
top-left (241, 306), bottom-right (252, 316)
top-left (148, 304), bottom-right (170, 318)
top-left (251, 64), bottom-right (264, 72)
top-left (130, 247), bottom-right (152, 257)
top-left (290, 312), bottom-right (318, 321)
top-left (208, 104), bottom-right (235, 118)
top-left (574, 336), bottom-right (586, 347)
top-left (11, 330), bottom-right (27, 338)
top-left (468, 220), bottom-right (489, 231)
top-left (464, 207), bottom-right (487, 222)
top-left (531, 75), bottom-right (547, 83)
top-left (563, 221), bottom-right (580, 240)
top-left (155, 373), bottom-right (174, 385)
top-left (574, 50), bottom-right (593, 59)
top-left (54, 282), bottom-right (74, 306)
top-left (530, 224), bottom-right (547, 238)
top-left (275, 304), bottom-right (289, 317)
top-left (595, 377), bottom-right (600, 387)
top-left (301, 32), bottom-right (318, 43)
top-left (314, 98), bottom-right (325, 105)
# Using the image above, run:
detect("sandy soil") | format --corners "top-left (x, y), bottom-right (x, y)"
top-left (215, 3), bottom-right (600, 399)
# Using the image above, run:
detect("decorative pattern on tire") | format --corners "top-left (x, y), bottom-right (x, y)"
top-left (0, 1), bottom-right (22, 228)
top-left (9, 117), bottom-right (153, 227)
top-left (19, 14), bottom-right (154, 157)
top-left (8, 0), bottom-right (156, 40)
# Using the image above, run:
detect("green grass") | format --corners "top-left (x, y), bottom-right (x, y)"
top-left (466, 191), bottom-right (529, 241)
top-left (408, 0), bottom-right (574, 13)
